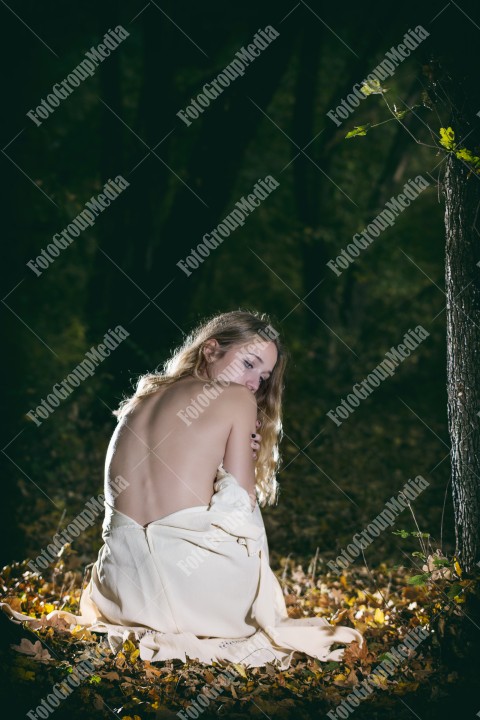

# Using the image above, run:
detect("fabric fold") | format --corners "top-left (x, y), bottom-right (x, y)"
top-left (1, 463), bottom-right (364, 669)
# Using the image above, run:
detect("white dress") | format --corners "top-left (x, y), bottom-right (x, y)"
top-left (1, 465), bottom-right (363, 670)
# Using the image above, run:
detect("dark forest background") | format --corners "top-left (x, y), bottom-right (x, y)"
top-left (2, 0), bottom-right (468, 577)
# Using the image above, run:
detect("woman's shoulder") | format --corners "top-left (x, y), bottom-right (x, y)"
top-left (169, 376), bottom-right (254, 398)
top-left (213, 383), bottom-right (258, 420)
top-left (175, 377), bottom-right (257, 414)
top-left (142, 376), bottom-right (257, 417)
top-left (204, 379), bottom-right (257, 404)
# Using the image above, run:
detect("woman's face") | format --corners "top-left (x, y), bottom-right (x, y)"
top-left (204, 338), bottom-right (278, 394)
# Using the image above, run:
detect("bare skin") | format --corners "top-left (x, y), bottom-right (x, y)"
top-left (105, 340), bottom-right (278, 527)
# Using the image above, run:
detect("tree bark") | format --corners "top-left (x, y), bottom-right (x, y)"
top-left (443, 155), bottom-right (480, 573)
top-left (424, 9), bottom-right (480, 574)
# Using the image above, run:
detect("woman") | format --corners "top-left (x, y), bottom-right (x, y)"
top-left (2, 310), bottom-right (363, 669)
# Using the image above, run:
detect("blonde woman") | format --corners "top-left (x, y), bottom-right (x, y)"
top-left (1, 310), bottom-right (363, 669)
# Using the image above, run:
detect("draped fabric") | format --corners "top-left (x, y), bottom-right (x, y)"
top-left (1, 465), bottom-right (363, 670)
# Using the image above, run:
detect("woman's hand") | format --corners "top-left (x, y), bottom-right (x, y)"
top-left (250, 419), bottom-right (262, 459)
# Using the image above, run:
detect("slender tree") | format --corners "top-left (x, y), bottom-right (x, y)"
top-left (426, 18), bottom-right (480, 575)
top-left (343, 7), bottom-right (480, 574)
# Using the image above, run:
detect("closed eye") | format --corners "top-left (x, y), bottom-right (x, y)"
top-left (243, 359), bottom-right (268, 385)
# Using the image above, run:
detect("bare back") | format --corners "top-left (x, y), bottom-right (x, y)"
top-left (104, 377), bottom-right (257, 526)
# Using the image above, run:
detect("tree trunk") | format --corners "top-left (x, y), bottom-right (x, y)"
top-left (443, 155), bottom-right (480, 574)
top-left (424, 7), bottom-right (480, 574)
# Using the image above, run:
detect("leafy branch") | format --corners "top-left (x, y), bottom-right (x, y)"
top-left (391, 527), bottom-right (468, 604)
top-left (344, 78), bottom-right (425, 141)
top-left (438, 126), bottom-right (480, 174)
top-left (343, 79), bottom-right (480, 176)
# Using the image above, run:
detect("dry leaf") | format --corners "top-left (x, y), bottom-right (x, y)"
top-left (11, 639), bottom-right (53, 664)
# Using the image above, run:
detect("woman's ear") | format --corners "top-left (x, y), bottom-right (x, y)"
top-left (203, 338), bottom-right (219, 363)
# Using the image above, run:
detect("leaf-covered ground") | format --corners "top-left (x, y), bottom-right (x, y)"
top-left (2, 377), bottom-right (476, 719)
top-left (1, 545), bottom-right (479, 720)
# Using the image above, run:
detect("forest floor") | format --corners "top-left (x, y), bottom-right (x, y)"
top-left (1, 544), bottom-right (479, 720)
top-left (1, 389), bottom-right (477, 719)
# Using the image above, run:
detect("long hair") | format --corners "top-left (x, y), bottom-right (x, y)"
top-left (113, 310), bottom-right (288, 507)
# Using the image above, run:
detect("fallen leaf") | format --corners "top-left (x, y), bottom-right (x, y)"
top-left (97, 670), bottom-right (120, 681)
top-left (11, 639), bottom-right (53, 664)
top-left (231, 662), bottom-right (247, 679)
top-left (343, 639), bottom-right (369, 666)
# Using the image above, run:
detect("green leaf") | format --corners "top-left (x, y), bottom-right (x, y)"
top-left (361, 79), bottom-right (386, 96)
top-left (455, 147), bottom-right (473, 161)
top-left (377, 652), bottom-right (394, 663)
top-left (324, 661), bottom-right (340, 671)
top-left (432, 557), bottom-right (450, 568)
top-left (411, 532), bottom-right (430, 538)
top-left (455, 147), bottom-right (480, 167)
top-left (446, 583), bottom-right (463, 600)
top-left (412, 551), bottom-right (426, 560)
top-left (392, 529), bottom-right (410, 538)
top-left (407, 573), bottom-right (429, 586)
top-left (345, 123), bottom-right (371, 139)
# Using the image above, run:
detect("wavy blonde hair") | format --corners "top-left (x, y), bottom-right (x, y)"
top-left (113, 309), bottom-right (288, 507)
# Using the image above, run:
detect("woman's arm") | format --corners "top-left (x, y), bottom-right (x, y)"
top-left (250, 419), bottom-right (262, 459)
top-left (223, 385), bottom-right (258, 510)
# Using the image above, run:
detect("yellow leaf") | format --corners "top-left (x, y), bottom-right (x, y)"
top-left (374, 608), bottom-right (385, 625)
top-left (71, 625), bottom-right (95, 641)
top-left (354, 621), bottom-right (368, 634)
top-left (371, 674), bottom-right (388, 688)
top-left (13, 668), bottom-right (36, 681)
top-left (454, 558), bottom-right (462, 577)
top-left (439, 126), bottom-right (456, 150)
top-left (123, 640), bottom-right (137, 654)
top-left (231, 663), bottom-right (247, 678)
